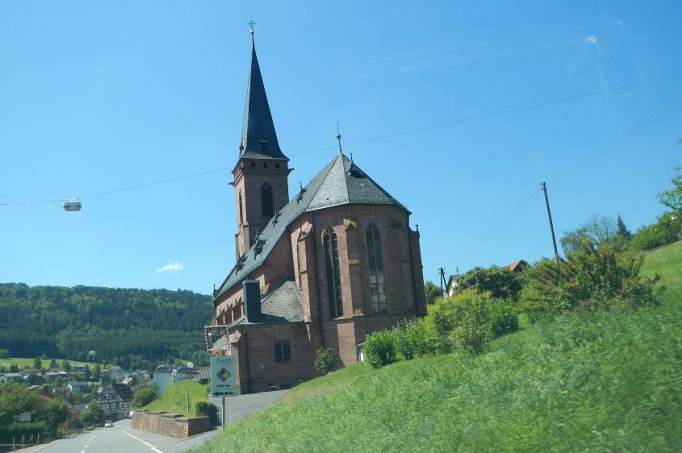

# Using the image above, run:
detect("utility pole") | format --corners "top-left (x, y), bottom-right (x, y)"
top-left (438, 267), bottom-right (447, 296)
top-left (540, 181), bottom-right (560, 262)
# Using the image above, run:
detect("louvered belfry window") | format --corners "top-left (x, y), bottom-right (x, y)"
top-left (366, 223), bottom-right (387, 313)
top-left (323, 228), bottom-right (343, 318)
top-left (261, 183), bottom-right (274, 218)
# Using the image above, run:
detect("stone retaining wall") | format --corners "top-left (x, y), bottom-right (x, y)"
top-left (131, 411), bottom-right (211, 439)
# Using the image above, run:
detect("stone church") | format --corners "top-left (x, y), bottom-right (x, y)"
top-left (207, 36), bottom-right (425, 394)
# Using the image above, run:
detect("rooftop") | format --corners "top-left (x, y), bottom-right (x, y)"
top-left (215, 153), bottom-right (407, 298)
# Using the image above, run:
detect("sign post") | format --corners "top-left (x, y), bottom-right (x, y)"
top-left (222, 396), bottom-right (226, 431)
top-left (210, 356), bottom-right (236, 431)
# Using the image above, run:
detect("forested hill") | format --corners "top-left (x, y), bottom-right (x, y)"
top-left (0, 283), bottom-right (213, 367)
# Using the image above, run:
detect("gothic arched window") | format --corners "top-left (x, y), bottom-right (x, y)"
top-left (261, 183), bottom-right (274, 218)
top-left (238, 191), bottom-right (244, 225)
top-left (366, 223), bottom-right (387, 313)
top-left (323, 228), bottom-right (343, 318)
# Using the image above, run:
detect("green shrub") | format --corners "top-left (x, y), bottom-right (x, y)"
top-left (455, 266), bottom-right (524, 301)
top-left (630, 211), bottom-right (681, 251)
top-left (520, 242), bottom-right (660, 321)
top-left (392, 319), bottom-right (435, 359)
top-left (364, 330), bottom-right (396, 368)
top-left (133, 386), bottom-right (157, 408)
top-left (426, 289), bottom-right (499, 354)
top-left (195, 401), bottom-right (220, 426)
top-left (489, 301), bottom-right (519, 338)
top-left (314, 347), bottom-right (337, 375)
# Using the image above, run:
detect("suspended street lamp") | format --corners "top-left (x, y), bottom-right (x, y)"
top-left (63, 199), bottom-right (82, 212)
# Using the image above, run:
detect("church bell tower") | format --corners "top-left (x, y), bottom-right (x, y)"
top-left (233, 31), bottom-right (290, 258)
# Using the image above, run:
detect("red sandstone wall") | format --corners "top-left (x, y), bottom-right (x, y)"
top-left (296, 205), bottom-right (423, 366)
top-left (233, 158), bottom-right (290, 257)
top-left (213, 203), bottom-right (426, 390)
top-left (240, 323), bottom-right (315, 392)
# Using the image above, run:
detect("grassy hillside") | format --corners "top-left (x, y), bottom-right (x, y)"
top-left (195, 243), bottom-right (682, 452)
top-left (142, 381), bottom-right (209, 417)
top-left (642, 240), bottom-right (682, 301)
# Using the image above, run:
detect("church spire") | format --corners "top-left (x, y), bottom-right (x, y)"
top-left (240, 27), bottom-right (286, 160)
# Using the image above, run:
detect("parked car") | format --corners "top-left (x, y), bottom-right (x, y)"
top-left (104, 420), bottom-right (114, 428)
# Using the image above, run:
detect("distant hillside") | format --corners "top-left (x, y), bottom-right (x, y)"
top-left (0, 283), bottom-right (213, 367)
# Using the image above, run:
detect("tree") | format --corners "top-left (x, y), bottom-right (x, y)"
top-left (455, 267), bottom-right (524, 301)
top-left (80, 404), bottom-right (105, 427)
top-left (49, 358), bottom-right (58, 369)
top-left (44, 399), bottom-right (68, 431)
top-left (616, 214), bottom-right (632, 240)
top-left (658, 165), bottom-right (682, 211)
top-left (93, 364), bottom-right (102, 381)
top-left (61, 360), bottom-right (71, 372)
top-left (0, 348), bottom-right (8, 359)
top-left (33, 356), bottom-right (42, 371)
top-left (560, 215), bottom-right (617, 254)
top-left (133, 386), bottom-right (157, 408)
top-left (424, 281), bottom-right (442, 305)
top-left (83, 365), bottom-right (91, 381)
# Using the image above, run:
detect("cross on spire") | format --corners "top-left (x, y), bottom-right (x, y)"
top-left (336, 123), bottom-right (343, 154)
top-left (247, 18), bottom-right (257, 37)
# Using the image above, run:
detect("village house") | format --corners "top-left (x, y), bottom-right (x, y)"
top-left (67, 381), bottom-right (90, 395)
top-left (97, 383), bottom-right (133, 420)
top-left (0, 372), bottom-right (24, 384)
top-left (206, 34), bottom-right (425, 393)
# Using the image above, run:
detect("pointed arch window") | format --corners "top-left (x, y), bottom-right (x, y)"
top-left (261, 183), bottom-right (274, 218)
top-left (323, 228), bottom-right (343, 318)
top-left (238, 191), bottom-right (244, 225)
top-left (366, 223), bottom-right (387, 313)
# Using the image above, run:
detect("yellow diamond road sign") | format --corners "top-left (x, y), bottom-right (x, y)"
top-left (211, 356), bottom-right (236, 396)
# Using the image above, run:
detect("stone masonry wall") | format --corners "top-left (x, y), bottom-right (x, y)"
top-left (131, 411), bottom-right (211, 439)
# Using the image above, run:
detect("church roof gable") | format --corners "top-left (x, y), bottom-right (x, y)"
top-left (215, 153), bottom-right (407, 298)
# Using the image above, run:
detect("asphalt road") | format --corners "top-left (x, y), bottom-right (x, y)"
top-left (20, 419), bottom-right (217, 453)
top-left (20, 389), bottom-right (289, 453)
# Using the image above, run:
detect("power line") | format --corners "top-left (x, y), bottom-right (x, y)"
top-left (2, 72), bottom-right (681, 207)
top-left (290, 72), bottom-right (682, 156)
top-left (79, 167), bottom-right (229, 200)
top-left (455, 92), bottom-right (682, 265)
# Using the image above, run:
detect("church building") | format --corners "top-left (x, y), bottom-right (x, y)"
top-left (207, 34), bottom-right (426, 394)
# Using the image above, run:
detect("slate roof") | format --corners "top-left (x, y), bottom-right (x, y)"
top-left (240, 42), bottom-right (286, 160)
top-left (209, 336), bottom-right (231, 351)
top-left (112, 383), bottom-right (133, 403)
top-left (215, 153), bottom-right (408, 298)
top-left (260, 281), bottom-right (304, 323)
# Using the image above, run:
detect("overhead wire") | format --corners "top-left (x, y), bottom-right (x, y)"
top-left (455, 91), bottom-right (682, 266)
top-left (1, 72), bottom-right (681, 208)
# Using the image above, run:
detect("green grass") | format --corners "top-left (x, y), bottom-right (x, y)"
top-left (642, 240), bottom-right (682, 302)
top-left (0, 357), bottom-right (93, 369)
top-left (195, 245), bottom-right (682, 452)
top-left (142, 381), bottom-right (210, 417)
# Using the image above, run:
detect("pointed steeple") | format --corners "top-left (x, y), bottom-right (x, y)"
top-left (240, 38), bottom-right (286, 160)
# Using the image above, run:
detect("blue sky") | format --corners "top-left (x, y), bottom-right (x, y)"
top-left (1, 1), bottom-right (681, 294)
